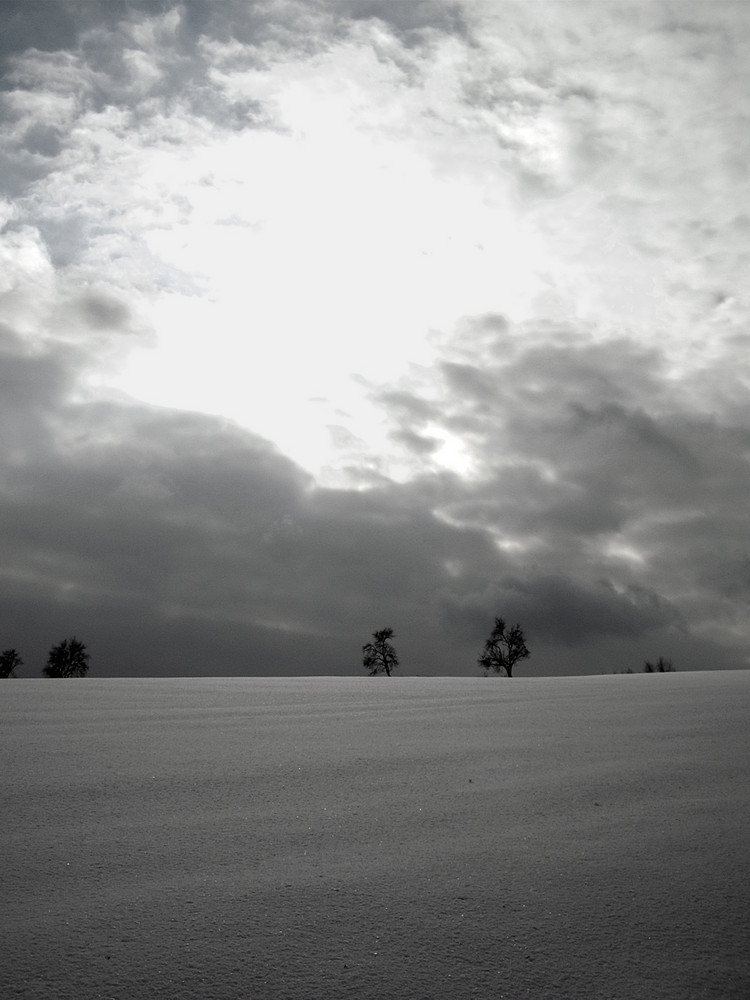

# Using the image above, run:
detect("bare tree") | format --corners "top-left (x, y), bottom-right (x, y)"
top-left (478, 618), bottom-right (530, 677)
top-left (363, 628), bottom-right (399, 676)
top-left (0, 649), bottom-right (23, 678)
top-left (43, 637), bottom-right (90, 678)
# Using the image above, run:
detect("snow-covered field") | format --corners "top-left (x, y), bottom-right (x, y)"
top-left (2, 673), bottom-right (748, 999)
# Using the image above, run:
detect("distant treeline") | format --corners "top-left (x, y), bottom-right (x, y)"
top-left (615, 657), bottom-right (677, 674)
top-left (1, 627), bottom-right (677, 679)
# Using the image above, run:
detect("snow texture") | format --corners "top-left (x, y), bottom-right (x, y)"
top-left (2, 673), bottom-right (749, 999)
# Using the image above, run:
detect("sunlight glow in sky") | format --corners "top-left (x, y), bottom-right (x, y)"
top-left (102, 68), bottom-right (551, 479)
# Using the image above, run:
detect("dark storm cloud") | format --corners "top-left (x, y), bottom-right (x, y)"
top-left (440, 574), bottom-right (683, 647)
top-left (1, 354), bottom-right (742, 683)
top-left (0, 322), bottom-right (517, 677)
top-left (0, 322), bottom-right (309, 673)
top-left (372, 314), bottom-right (750, 671)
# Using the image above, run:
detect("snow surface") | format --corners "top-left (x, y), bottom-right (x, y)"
top-left (2, 673), bottom-right (749, 999)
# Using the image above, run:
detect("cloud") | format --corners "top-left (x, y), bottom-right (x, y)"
top-left (346, 0), bottom-right (469, 44)
top-left (372, 314), bottom-right (750, 668)
top-left (13, 300), bottom-right (695, 678)
top-left (440, 572), bottom-right (683, 647)
top-left (1, 1), bottom-right (748, 678)
top-left (0, 316), bottom-right (507, 676)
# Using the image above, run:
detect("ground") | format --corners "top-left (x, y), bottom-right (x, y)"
top-left (2, 672), bottom-right (748, 999)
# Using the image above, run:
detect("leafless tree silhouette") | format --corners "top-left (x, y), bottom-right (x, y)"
top-left (363, 628), bottom-right (399, 676)
top-left (0, 649), bottom-right (22, 678)
top-left (478, 618), bottom-right (529, 677)
top-left (43, 637), bottom-right (90, 677)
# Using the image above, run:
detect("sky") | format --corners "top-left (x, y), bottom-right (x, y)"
top-left (1, 0), bottom-right (749, 677)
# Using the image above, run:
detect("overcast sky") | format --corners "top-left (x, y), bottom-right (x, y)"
top-left (2, 0), bottom-right (749, 677)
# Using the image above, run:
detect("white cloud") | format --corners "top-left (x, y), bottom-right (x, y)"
top-left (20, 18), bottom-right (545, 473)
